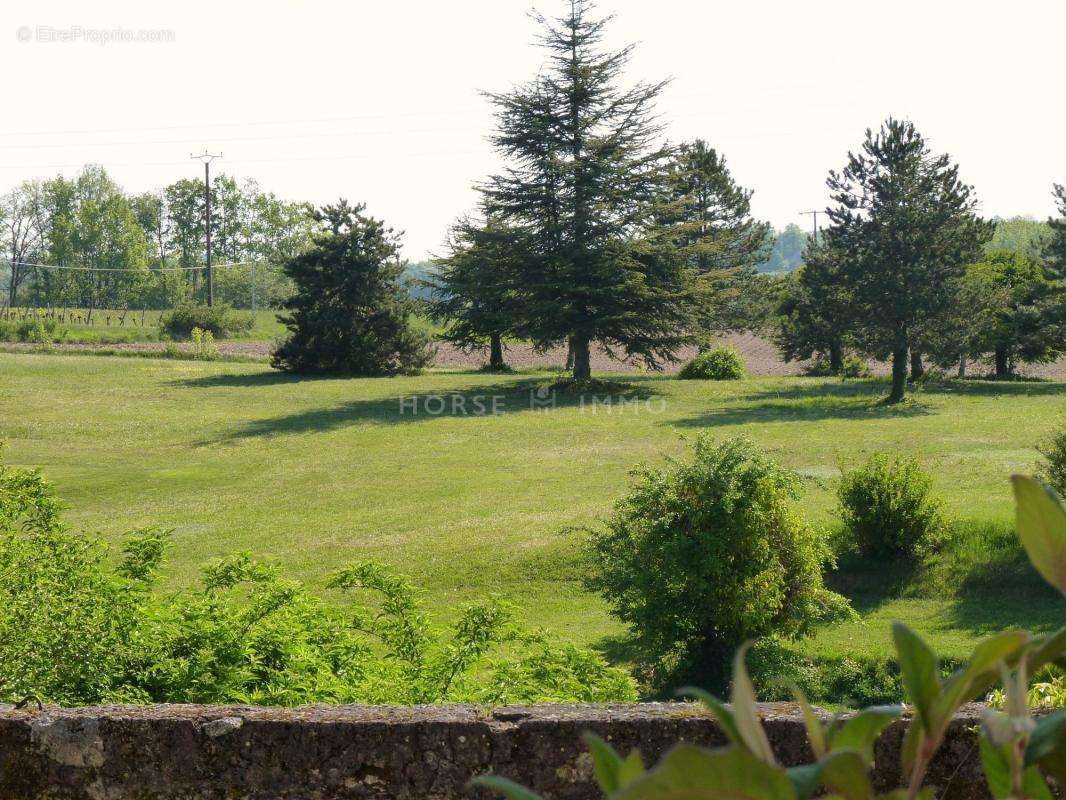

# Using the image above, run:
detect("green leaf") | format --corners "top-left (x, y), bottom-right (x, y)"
top-left (788, 751), bottom-right (871, 800)
top-left (679, 686), bottom-right (743, 747)
top-left (937, 631), bottom-right (1030, 719)
top-left (1027, 626), bottom-right (1066, 673)
top-left (1025, 709), bottom-right (1066, 782)
top-left (583, 732), bottom-right (624, 793)
top-left (1012, 475), bottom-right (1066, 594)
top-left (791, 685), bottom-right (827, 759)
top-left (731, 643), bottom-right (776, 764)
top-left (619, 749), bottom-right (647, 787)
top-left (470, 775), bottom-right (545, 800)
top-left (828, 707), bottom-right (901, 764)
top-left (614, 744), bottom-right (796, 800)
top-left (786, 763), bottom-right (823, 800)
top-left (981, 737), bottom-right (1054, 800)
top-left (899, 713), bottom-right (923, 779)
top-left (892, 623), bottom-right (940, 727)
top-left (980, 734), bottom-right (1012, 799)
top-left (818, 750), bottom-right (874, 800)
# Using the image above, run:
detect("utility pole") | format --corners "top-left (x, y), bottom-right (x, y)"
top-left (190, 150), bottom-right (222, 306)
top-left (800, 210), bottom-right (822, 244)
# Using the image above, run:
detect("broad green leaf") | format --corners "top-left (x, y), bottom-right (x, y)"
top-left (1027, 626), bottom-right (1066, 673)
top-left (470, 775), bottom-right (545, 800)
top-left (1012, 475), bottom-right (1066, 594)
top-left (818, 750), bottom-right (874, 800)
top-left (731, 643), bottom-right (776, 764)
top-left (899, 713), bottom-right (923, 779)
top-left (938, 631), bottom-right (1030, 718)
top-left (679, 686), bottom-right (743, 747)
top-left (828, 707), bottom-right (901, 764)
top-left (892, 623), bottom-right (940, 727)
top-left (786, 763), bottom-right (823, 800)
top-left (981, 737), bottom-right (1054, 800)
top-left (978, 739), bottom-right (1011, 800)
top-left (788, 750), bottom-right (871, 800)
top-left (791, 685), bottom-right (827, 759)
top-left (583, 732), bottom-right (624, 793)
top-left (619, 749), bottom-right (647, 787)
top-left (614, 743), bottom-right (796, 800)
top-left (1025, 709), bottom-right (1066, 782)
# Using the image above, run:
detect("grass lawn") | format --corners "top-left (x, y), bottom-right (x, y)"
top-left (1, 352), bottom-right (1063, 670)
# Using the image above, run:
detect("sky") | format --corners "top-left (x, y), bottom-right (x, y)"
top-left (1, 0), bottom-right (1064, 260)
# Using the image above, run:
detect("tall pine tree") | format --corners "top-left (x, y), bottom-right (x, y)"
top-left (826, 119), bottom-right (992, 402)
top-left (482, 0), bottom-right (696, 380)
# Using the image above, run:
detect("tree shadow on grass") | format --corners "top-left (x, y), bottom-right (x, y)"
top-left (171, 371), bottom-right (312, 388)
top-left (944, 590), bottom-right (1066, 638)
top-left (205, 377), bottom-right (663, 441)
top-left (672, 380), bottom-right (935, 428)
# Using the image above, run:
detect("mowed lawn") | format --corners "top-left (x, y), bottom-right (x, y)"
top-left (1, 352), bottom-right (1063, 662)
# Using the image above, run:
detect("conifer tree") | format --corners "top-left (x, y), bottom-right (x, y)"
top-left (1047, 184), bottom-right (1066, 281)
top-left (826, 119), bottom-right (992, 402)
top-left (428, 214), bottom-right (528, 372)
top-left (661, 139), bottom-right (770, 333)
top-left (481, 0), bottom-right (697, 380)
top-left (272, 200), bottom-right (432, 376)
top-left (774, 240), bottom-right (853, 372)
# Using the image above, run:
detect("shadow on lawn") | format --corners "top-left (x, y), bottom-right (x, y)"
top-left (206, 377), bottom-right (663, 440)
top-left (672, 380), bottom-right (934, 428)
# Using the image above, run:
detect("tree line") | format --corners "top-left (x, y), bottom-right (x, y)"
top-left (411, 0), bottom-right (1063, 400)
top-left (0, 165), bottom-right (315, 313)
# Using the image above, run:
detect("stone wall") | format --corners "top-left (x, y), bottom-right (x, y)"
top-left (0, 702), bottom-right (992, 799)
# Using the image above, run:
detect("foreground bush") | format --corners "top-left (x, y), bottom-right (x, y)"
top-left (585, 435), bottom-right (851, 692)
top-left (1038, 425), bottom-right (1066, 497)
top-left (837, 452), bottom-right (944, 558)
top-left (677, 346), bottom-right (747, 380)
top-left (159, 302), bottom-right (253, 340)
top-left (0, 457), bottom-right (634, 706)
top-left (477, 476), bottom-right (1066, 800)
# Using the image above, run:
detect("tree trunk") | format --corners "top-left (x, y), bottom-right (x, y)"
top-left (994, 346), bottom-right (1010, 379)
top-left (572, 335), bottom-right (592, 381)
top-left (564, 337), bottom-right (575, 371)
top-left (888, 345), bottom-right (908, 403)
top-left (909, 349), bottom-right (925, 381)
top-left (488, 333), bottom-right (505, 372)
top-left (957, 355), bottom-right (967, 379)
top-left (829, 340), bottom-right (844, 375)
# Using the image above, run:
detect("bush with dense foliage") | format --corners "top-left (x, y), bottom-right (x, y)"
top-left (677, 346), bottom-right (747, 380)
top-left (272, 200), bottom-right (433, 376)
top-left (0, 456), bottom-right (634, 706)
top-left (1038, 425), bottom-right (1066, 498)
top-left (159, 302), bottom-right (253, 340)
top-left (837, 453), bottom-right (945, 559)
top-left (585, 435), bottom-right (850, 692)
top-left (477, 475), bottom-right (1066, 800)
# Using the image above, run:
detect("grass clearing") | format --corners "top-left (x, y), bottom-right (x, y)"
top-left (1, 352), bottom-right (1063, 670)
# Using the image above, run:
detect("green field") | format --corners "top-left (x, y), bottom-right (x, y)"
top-left (2, 352), bottom-right (1063, 669)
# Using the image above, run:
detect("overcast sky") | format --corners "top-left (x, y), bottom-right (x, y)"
top-left (2, 0), bottom-right (1064, 260)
